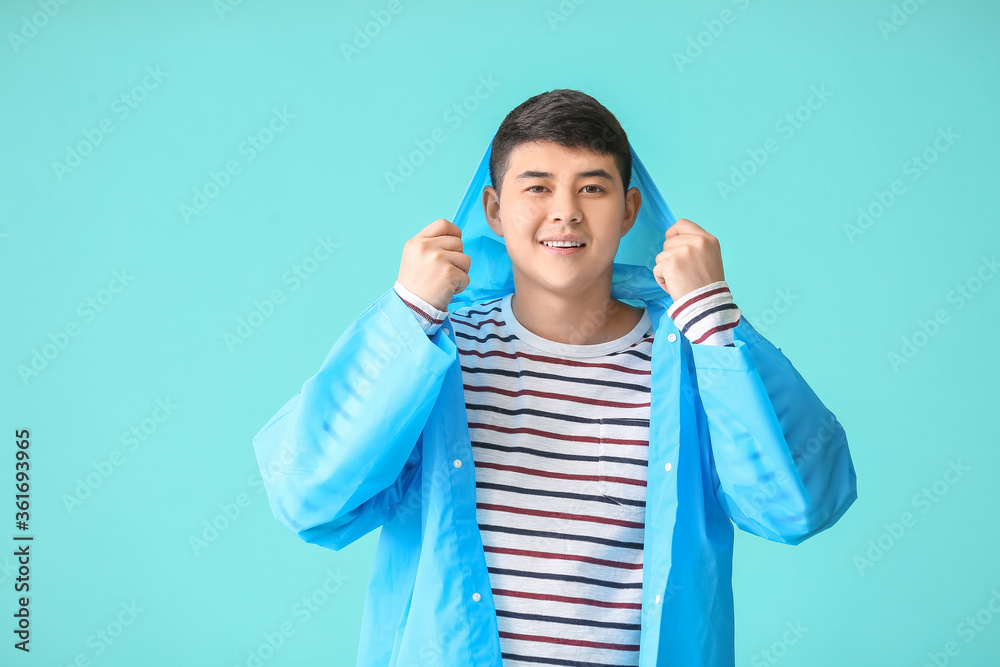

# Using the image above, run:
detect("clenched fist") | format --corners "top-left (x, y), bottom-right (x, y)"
top-left (652, 218), bottom-right (726, 302)
top-left (396, 219), bottom-right (472, 312)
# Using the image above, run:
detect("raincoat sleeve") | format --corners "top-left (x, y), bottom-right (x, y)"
top-left (691, 316), bottom-right (857, 546)
top-left (251, 285), bottom-right (457, 551)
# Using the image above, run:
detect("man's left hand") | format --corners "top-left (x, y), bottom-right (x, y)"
top-left (653, 218), bottom-right (726, 301)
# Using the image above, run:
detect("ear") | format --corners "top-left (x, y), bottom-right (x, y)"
top-left (482, 185), bottom-right (504, 237)
top-left (621, 186), bottom-right (642, 237)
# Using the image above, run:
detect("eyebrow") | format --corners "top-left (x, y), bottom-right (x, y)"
top-left (514, 169), bottom-right (616, 182)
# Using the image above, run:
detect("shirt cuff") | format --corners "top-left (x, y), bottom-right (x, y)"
top-left (392, 281), bottom-right (448, 337)
top-left (666, 280), bottom-right (742, 347)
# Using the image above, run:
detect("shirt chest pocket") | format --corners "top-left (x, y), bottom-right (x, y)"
top-left (597, 418), bottom-right (649, 516)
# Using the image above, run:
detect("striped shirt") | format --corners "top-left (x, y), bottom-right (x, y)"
top-left (392, 280), bottom-right (741, 667)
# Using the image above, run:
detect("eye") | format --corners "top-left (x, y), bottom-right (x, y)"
top-left (582, 185), bottom-right (604, 193)
top-left (527, 185), bottom-right (547, 193)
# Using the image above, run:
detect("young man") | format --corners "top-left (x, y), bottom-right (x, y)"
top-left (252, 89), bottom-right (857, 667)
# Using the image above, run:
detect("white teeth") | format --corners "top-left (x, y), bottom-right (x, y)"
top-left (542, 241), bottom-right (583, 248)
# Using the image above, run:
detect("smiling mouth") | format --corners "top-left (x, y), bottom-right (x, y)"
top-left (539, 241), bottom-right (586, 255)
top-left (540, 241), bottom-right (586, 248)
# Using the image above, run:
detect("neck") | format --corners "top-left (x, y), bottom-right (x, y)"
top-left (509, 280), bottom-right (643, 346)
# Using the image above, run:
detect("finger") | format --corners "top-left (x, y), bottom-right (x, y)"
top-left (664, 217), bottom-right (712, 240)
top-left (422, 218), bottom-right (462, 238)
top-left (660, 235), bottom-right (704, 255)
top-left (433, 234), bottom-right (464, 252)
top-left (652, 261), bottom-right (669, 291)
top-left (443, 249), bottom-right (472, 272)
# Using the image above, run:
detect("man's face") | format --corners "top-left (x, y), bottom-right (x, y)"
top-left (482, 140), bottom-right (641, 298)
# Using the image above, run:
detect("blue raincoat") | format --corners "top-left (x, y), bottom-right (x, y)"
top-left (252, 134), bottom-right (858, 666)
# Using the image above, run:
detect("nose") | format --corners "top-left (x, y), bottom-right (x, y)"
top-left (549, 189), bottom-right (582, 224)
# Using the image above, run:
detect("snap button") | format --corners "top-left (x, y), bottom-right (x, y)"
top-left (655, 594), bottom-right (662, 603)
top-left (453, 458), bottom-right (463, 468)
top-left (664, 462), bottom-right (672, 472)
top-left (472, 592), bottom-right (481, 602)
top-left (443, 327), bottom-right (450, 335)
top-left (667, 333), bottom-right (677, 343)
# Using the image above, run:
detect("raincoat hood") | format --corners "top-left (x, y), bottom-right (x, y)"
top-left (447, 133), bottom-right (677, 312)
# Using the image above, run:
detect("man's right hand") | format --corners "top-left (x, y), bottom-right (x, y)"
top-left (396, 219), bottom-right (471, 312)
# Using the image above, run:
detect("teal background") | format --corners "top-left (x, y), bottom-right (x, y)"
top-left (2, 0), bottom-right (998, 665)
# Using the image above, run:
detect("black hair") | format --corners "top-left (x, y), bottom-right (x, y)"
top-left (488, 89), bottom-right (631, 198)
